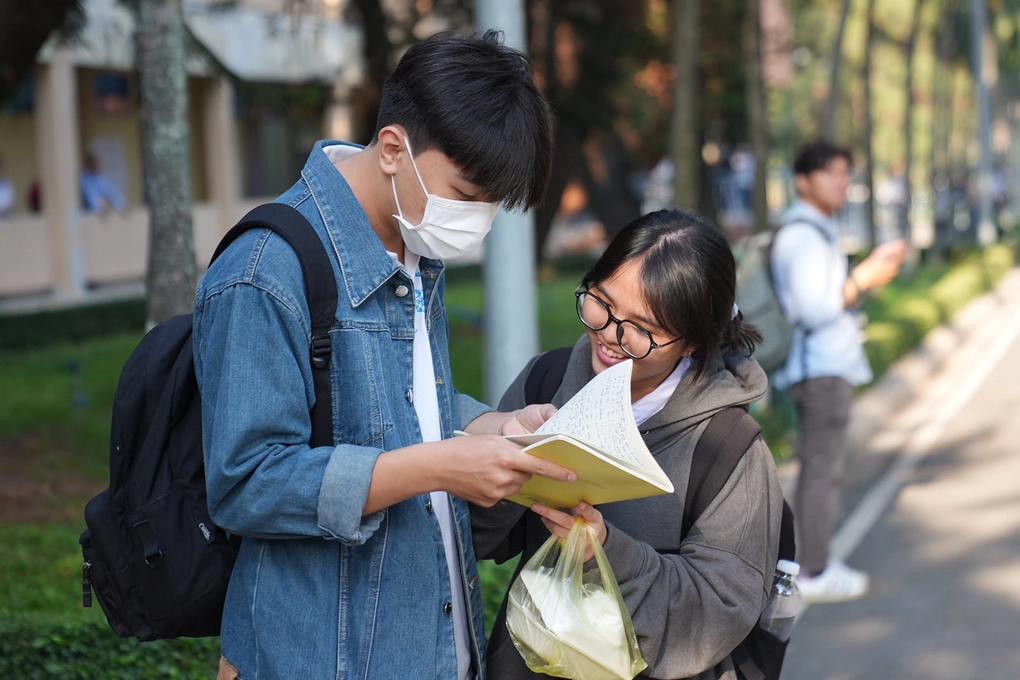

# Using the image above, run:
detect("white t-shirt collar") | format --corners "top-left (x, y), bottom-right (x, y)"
top-left (632, 356), bottom-right (691, 426)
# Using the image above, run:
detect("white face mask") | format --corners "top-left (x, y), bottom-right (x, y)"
top-left (391, 137), bottom-right (500, 260)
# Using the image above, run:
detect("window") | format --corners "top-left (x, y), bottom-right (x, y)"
top-left (94, 72), bottom-right (133, 115)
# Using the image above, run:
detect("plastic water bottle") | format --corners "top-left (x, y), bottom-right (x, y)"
top-left (758, 559), bottom-right (801, 641)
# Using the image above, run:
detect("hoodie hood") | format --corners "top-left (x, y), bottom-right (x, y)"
top-left (560, 335), bottom-right (768, 452)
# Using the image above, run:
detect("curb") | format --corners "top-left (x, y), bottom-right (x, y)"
top-left (776, 266), bottom-right (1020, 497)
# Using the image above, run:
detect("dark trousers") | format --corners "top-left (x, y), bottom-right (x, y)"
top-left (790, 376), bottom-right (854, 575)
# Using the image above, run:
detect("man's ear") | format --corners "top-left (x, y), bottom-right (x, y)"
top-left (794, 173), bottom-right (809, 197)
top-left (377, 125), bottom-right (407, 177)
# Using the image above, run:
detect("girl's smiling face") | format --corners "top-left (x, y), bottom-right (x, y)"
top-left (585, 258), bottom-right (691, 402)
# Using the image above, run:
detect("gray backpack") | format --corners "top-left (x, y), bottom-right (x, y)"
top-left (735, 219), bottom-right (830, 374)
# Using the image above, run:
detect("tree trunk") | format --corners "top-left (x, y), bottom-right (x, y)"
top-left (929, 0), bottom-right (948, 189)
top-left (903, 0), bottom-right (924, 244)
top-left (671, 0), bottom-right (700, 208)
top-left (534, 122), bottom-right (581, 262)
top-left (530, 0), bottom-right (566, 262)
top-left (941, 4), bottom-right (958, 175)
top-left (744, 0), bottom-right (769, 232)
top-left (863, 0), bottom-right (877, 250)
top-left (138, 0), bottom-right (195, 328)
top-left (821, 0), bottom-right (853, 140)
top-left (351, 0), bottom-right (390, 141)
top-left (930, 0), bottom-right (956, 261)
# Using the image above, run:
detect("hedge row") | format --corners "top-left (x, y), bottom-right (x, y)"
top-left (0, 620), bottom-right (220, 679)
top-left (0, 299), bottom-right (146, 352)
top-left (863, 243), bottom-right (1015, 379)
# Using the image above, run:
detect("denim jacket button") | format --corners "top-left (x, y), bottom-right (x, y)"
top-left (406, 388), bottom-right (413, 403)
top-left (395, 284), bottom-right (410, 298)
top-left (443, 602), bottom-right (453, 616)
top-left (425, 498), bottom-right (433, 513)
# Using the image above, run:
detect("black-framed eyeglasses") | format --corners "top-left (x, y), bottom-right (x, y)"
top-left (574, 287), bottom-right (683, 360)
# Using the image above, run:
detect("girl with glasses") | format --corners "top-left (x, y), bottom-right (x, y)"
top-left (473, 208), bottom-right (785, 680)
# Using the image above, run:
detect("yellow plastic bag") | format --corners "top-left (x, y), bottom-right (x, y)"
top-left (506, 518), bottom-right (647, 680)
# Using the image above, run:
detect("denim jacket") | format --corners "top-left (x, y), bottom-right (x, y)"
top-left (193, 141), bottom-right (492, 679)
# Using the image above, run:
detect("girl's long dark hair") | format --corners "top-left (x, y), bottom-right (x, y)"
top-left (582, 208), bottom-right (762, 379)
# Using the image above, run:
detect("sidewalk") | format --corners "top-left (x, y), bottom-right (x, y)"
top-left (780, 266), bottom-right (1020, 679)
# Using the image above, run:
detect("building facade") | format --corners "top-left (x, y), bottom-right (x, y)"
top-left (0, 0), bottom-right (363, 312)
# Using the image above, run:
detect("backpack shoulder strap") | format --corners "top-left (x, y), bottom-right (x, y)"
top-left (523, 347), bottom-right (574, 405)
top-left (210, 203), bottom-right (338, 447)
top-left (775, 216), bottom-right (834, 244)
top-left (682, 406), bottom-right (796, 561)
top-left (681, 407), bottom-right (762, 538)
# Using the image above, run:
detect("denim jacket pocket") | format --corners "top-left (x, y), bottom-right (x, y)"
top-left (329, 326), bottom-right (392, 448)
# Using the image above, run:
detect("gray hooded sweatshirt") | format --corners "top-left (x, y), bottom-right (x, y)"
top-left (472, 335), bottom-right (784, 680)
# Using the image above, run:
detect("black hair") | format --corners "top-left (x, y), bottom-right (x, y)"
top-left (581, 208), bottom-right (762, 380)
top-left (793, 139), bottom-right (853, 176)
top-left (373, 30), bottom-right (553, 212)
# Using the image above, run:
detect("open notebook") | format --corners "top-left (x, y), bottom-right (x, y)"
top-left (503, 360), bottom-right (674, 508)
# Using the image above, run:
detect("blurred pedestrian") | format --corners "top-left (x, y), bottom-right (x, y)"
top-left (0, 156), bottom-right (14, 217)
top-left (27, 179), bottom-right (41, 213)
top-left (770, 140), bottom-right (907, 603)
top-left (80, 151), bottom-right (126, 214)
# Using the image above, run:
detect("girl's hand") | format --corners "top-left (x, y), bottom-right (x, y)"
top-left (531, 502), bottom-right (607, 563)
top-left (501, 404), bottom-right (557, 436)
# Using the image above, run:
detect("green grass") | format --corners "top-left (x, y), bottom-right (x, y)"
top-left (0, 249), bottom-right (1014, 672)
top-left (446, 271), bottom-right (594, 401)
top-left (0, 332), bottom-right (140, 483)
top-left (862, 244), bottom-right (1014, 379)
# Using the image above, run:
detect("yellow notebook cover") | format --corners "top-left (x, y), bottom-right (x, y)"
top-left (505, 434), bottom-right (671, 508)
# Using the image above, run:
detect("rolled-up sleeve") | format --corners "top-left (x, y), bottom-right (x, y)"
top-left (195, 280), bottom-right (383, 544)
top-left (454, 391), bottom-right (493, 430)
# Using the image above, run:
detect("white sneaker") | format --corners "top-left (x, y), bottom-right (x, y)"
top-left (798, 561), bottom-right (869, 603)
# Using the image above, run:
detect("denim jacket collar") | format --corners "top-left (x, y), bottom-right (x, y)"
top-left (301, 140), bottom-right (446, 308)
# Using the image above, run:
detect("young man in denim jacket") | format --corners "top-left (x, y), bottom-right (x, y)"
top-left (194, 32), bottom-right (572, 680)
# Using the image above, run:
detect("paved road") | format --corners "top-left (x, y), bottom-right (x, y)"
top-left (781, 288), bottom-right (1020, 679)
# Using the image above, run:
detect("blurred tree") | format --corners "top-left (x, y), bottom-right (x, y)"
top-left (670, 0), bottom-right (700, 209)
top-left (527, 0), bottom-right (649, 258)
top-left (347, 0), bottom-right (390, 141)
top-left (932, 0), bottom-right (960, 188)
top-left (745, 0), bottom-right (769, 231)
top-left (136, 0), bottom-right (196, 326)
top-left (863, 0), bottom-right (877, 249)
top-left (903, 0), bottom-right (926, 243)
top-left (821, 0), bottom-right (853, 140)
top-left (0, 0), bottom-right (84, 103)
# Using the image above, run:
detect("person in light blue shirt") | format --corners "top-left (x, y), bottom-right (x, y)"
top-left (80, 151), bottom-right (127, 214)
top-left (771, 141), bottom-right (906, 603)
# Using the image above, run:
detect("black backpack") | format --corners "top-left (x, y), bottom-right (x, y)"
top-left (79, 203), bottom-right (337, 641)
top-left (524, 348), bottom-right (796, 680)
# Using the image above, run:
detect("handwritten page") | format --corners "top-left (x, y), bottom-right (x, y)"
top-left (535, 360), bottom-right (660, 476)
